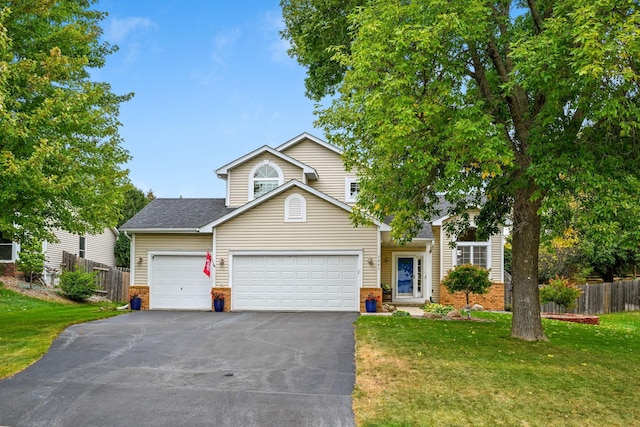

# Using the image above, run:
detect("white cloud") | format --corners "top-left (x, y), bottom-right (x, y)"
top-left (106, 17), bottom-right (154, 44)
top-left (260, 11), bottom-right (292, 64)
top-left (211, 28), bottom-right (241, 66)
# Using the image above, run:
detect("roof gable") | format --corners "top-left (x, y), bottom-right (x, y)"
top-left (199, 180), bottom-right (391, 232)
top-left (215, 145), bottom-right (318, 180)
top-left (275, 132), bottom-right (342, 155)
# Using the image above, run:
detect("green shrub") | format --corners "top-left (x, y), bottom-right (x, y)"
top-left (423, 303), bottom-right (456, 316)
top-left (539, 276), bottom-right (583, 312)
top-left (16, 238), bottom-right (45, 283)
top-left (58, 268), bottom-right (98, 302)
top-left (442, 264), bottom-right (492, 318)
top-left (392, 310), bottom-right (411, 317)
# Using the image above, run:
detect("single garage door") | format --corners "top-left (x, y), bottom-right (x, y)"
top-left (150, 255), bottom-right (211, 310)
top-left (232, 254), bottom-right (359, 311)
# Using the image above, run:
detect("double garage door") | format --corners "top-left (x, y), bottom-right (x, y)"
top-left (149, 253), bottom-right (360, 311)
top-left (232, 254), bottom-right (360, 311)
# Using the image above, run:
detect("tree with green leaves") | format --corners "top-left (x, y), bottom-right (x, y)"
top-left (0, 1), bottom-right (132, 246)
top-left (15, 237), bottom-right (45, 285)
top-left (114, 186), bottom-right (154, 267)
top-left (282, 0), bottom-right (640, 340)
top-left (442, 264), bottom-right (492, 319)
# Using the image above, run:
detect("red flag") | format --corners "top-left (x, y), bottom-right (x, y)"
top-left (203, 251), bottom-right (212, 277)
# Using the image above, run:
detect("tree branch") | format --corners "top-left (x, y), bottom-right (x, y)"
top-left (527, 0), bottom-right (543, 34)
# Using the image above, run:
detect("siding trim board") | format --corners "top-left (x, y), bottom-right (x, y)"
top-left (216, 145), bottom-right (318, 180)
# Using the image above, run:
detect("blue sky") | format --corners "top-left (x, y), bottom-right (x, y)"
top-left (93, 0), bottom-right (321, 198)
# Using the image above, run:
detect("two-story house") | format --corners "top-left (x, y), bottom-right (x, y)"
top-left (120, 133), bottom-right (505, 312)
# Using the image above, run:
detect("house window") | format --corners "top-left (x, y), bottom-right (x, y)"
top-left (454, 227), bottom-right (490, 269)
top-left (345, 177), bottom-right (359, 202)
top-left (79, 236), bottom-right (86, 258)
top-left (0, 233), bottom-right (14, 261)
top-left (250, 162), bottom-right (283, 199)
top-left (285, 193), bottom-right (306, 222)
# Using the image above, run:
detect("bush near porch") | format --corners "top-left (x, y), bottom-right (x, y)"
top-left (438, 282), bottom-right (505, 311)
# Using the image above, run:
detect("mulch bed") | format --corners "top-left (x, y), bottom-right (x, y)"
top-left (541, 312), bottom-right (600, 325)
top-left (0, 275), bottom-right (74, 304)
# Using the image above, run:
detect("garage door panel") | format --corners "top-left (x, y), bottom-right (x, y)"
top-left (151, 255), bottom-right (211, 310)
top-left (232, 255), bottom-right (359, 311)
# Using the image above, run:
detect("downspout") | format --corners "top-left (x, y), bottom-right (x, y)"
top-left (124, 231), bottom-right (135, 287)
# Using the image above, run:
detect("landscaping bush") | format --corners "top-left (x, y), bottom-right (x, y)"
top-left (58, 268), bottom-right (98, 302)
top-left (539, 275), bottom-right (583, 312)
top-left (423, 303), bottom-right (456, 316)
top-left (441, 264), bottom-right (492, 317)
top-left (392, 310), bottom-right (412, 317)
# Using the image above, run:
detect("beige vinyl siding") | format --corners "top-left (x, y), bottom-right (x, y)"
top-left (86, 230), bottom-right (117, 267)
top-left (228, 153), bottom-right (305, 207)
top-left (215, 187), bottom-right (379, 287)
top-left (280, 139), bottom-right (351, 203)
top-left (45, 230), bottom-right (79, 273)
top-left (133, 233), bottom-right (212, 285)
top-left (490, 233), bottom-right (503, 282)
top-left (46, 228), bottom-right (117, 272)
top-left (380, 247), bottom-right (393, 287)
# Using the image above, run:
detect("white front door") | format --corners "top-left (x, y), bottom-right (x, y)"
top-left (394, 254), bottom-right (425, 300)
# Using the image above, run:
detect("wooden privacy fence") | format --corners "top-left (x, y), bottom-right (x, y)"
top-left (62, 251), bottom-right (130, 303)
top-left (505, 279), bottom-right (640, 314)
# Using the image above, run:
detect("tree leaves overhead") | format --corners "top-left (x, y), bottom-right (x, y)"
top-left (0, 0), bottom-right (132, 243)
top-left (282, 0), bottom-right (640, 340)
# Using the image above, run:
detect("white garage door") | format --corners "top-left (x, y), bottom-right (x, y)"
top-left (232, 254), bottom-right (359, 311)
top-left (150, 255), bottom-right (211, 310)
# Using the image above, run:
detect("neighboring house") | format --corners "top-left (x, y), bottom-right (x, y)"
top-left (0, 228), bottom-right (119, 283)
top-left (121, 132), bottom-right (505, 312)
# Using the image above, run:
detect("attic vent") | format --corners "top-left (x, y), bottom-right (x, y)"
top-left (285, 193), bottom-right (306, 223)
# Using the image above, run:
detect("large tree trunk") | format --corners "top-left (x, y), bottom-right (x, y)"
top-left (510, 184), bottom-right (547, 341)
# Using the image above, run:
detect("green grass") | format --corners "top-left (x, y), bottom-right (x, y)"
top-left (354, 311), bottom-right (640, 427)
top-left (0, 284), bottom-right (124, 379)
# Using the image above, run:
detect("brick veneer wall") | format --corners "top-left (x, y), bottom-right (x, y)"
top-left (211, 287), bottom-right (231, 312)
top-left (360, 287), bottom-right (382, 313)
top-left (439, 282), bottom-right (505, 311)
top-left (129, 286), bottom-right (149, 310)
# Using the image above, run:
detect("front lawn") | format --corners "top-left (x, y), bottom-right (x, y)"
top-left (354, 311), bottom-right (640, 427)
top-left (0, 284), bottom-right (124, 379)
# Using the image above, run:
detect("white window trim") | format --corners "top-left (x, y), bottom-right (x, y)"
top-left (79, 236), bottom-right (87, 258)
top-left (452, 242), bottom-right (491, 270)
top-left (248, 160), bottom-right (284, 200)
top-left (345, 177), bottom-right (359, 203)
top-left (0, 239), bottom-right (19, 262)
top-left (284, 193), bottom-right (306, 222)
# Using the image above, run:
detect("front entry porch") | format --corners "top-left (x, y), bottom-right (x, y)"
top-left (380, 242), bottom-right (434, 305)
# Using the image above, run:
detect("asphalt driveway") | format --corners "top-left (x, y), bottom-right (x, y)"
top-left (0, 311), bottom-right (358, 427)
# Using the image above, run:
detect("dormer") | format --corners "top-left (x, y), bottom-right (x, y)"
top-left (215, 145), bottom-right (318, 208)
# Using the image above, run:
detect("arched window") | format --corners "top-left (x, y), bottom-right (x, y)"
top-left (250, 162), bottom-right (283, 199)
top-left (285, 193), bottom-right (306, 222)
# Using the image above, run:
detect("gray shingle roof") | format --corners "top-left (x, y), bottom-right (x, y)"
top-left (120, 198), bottom-right (235, 230)
top-left (383, 196), bottom-right (452, 240)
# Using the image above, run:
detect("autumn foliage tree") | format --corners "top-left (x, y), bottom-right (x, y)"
top-left (0, 1), bottom-right (132, 245)
top-left (282, 0), bottom-right (640, 340)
